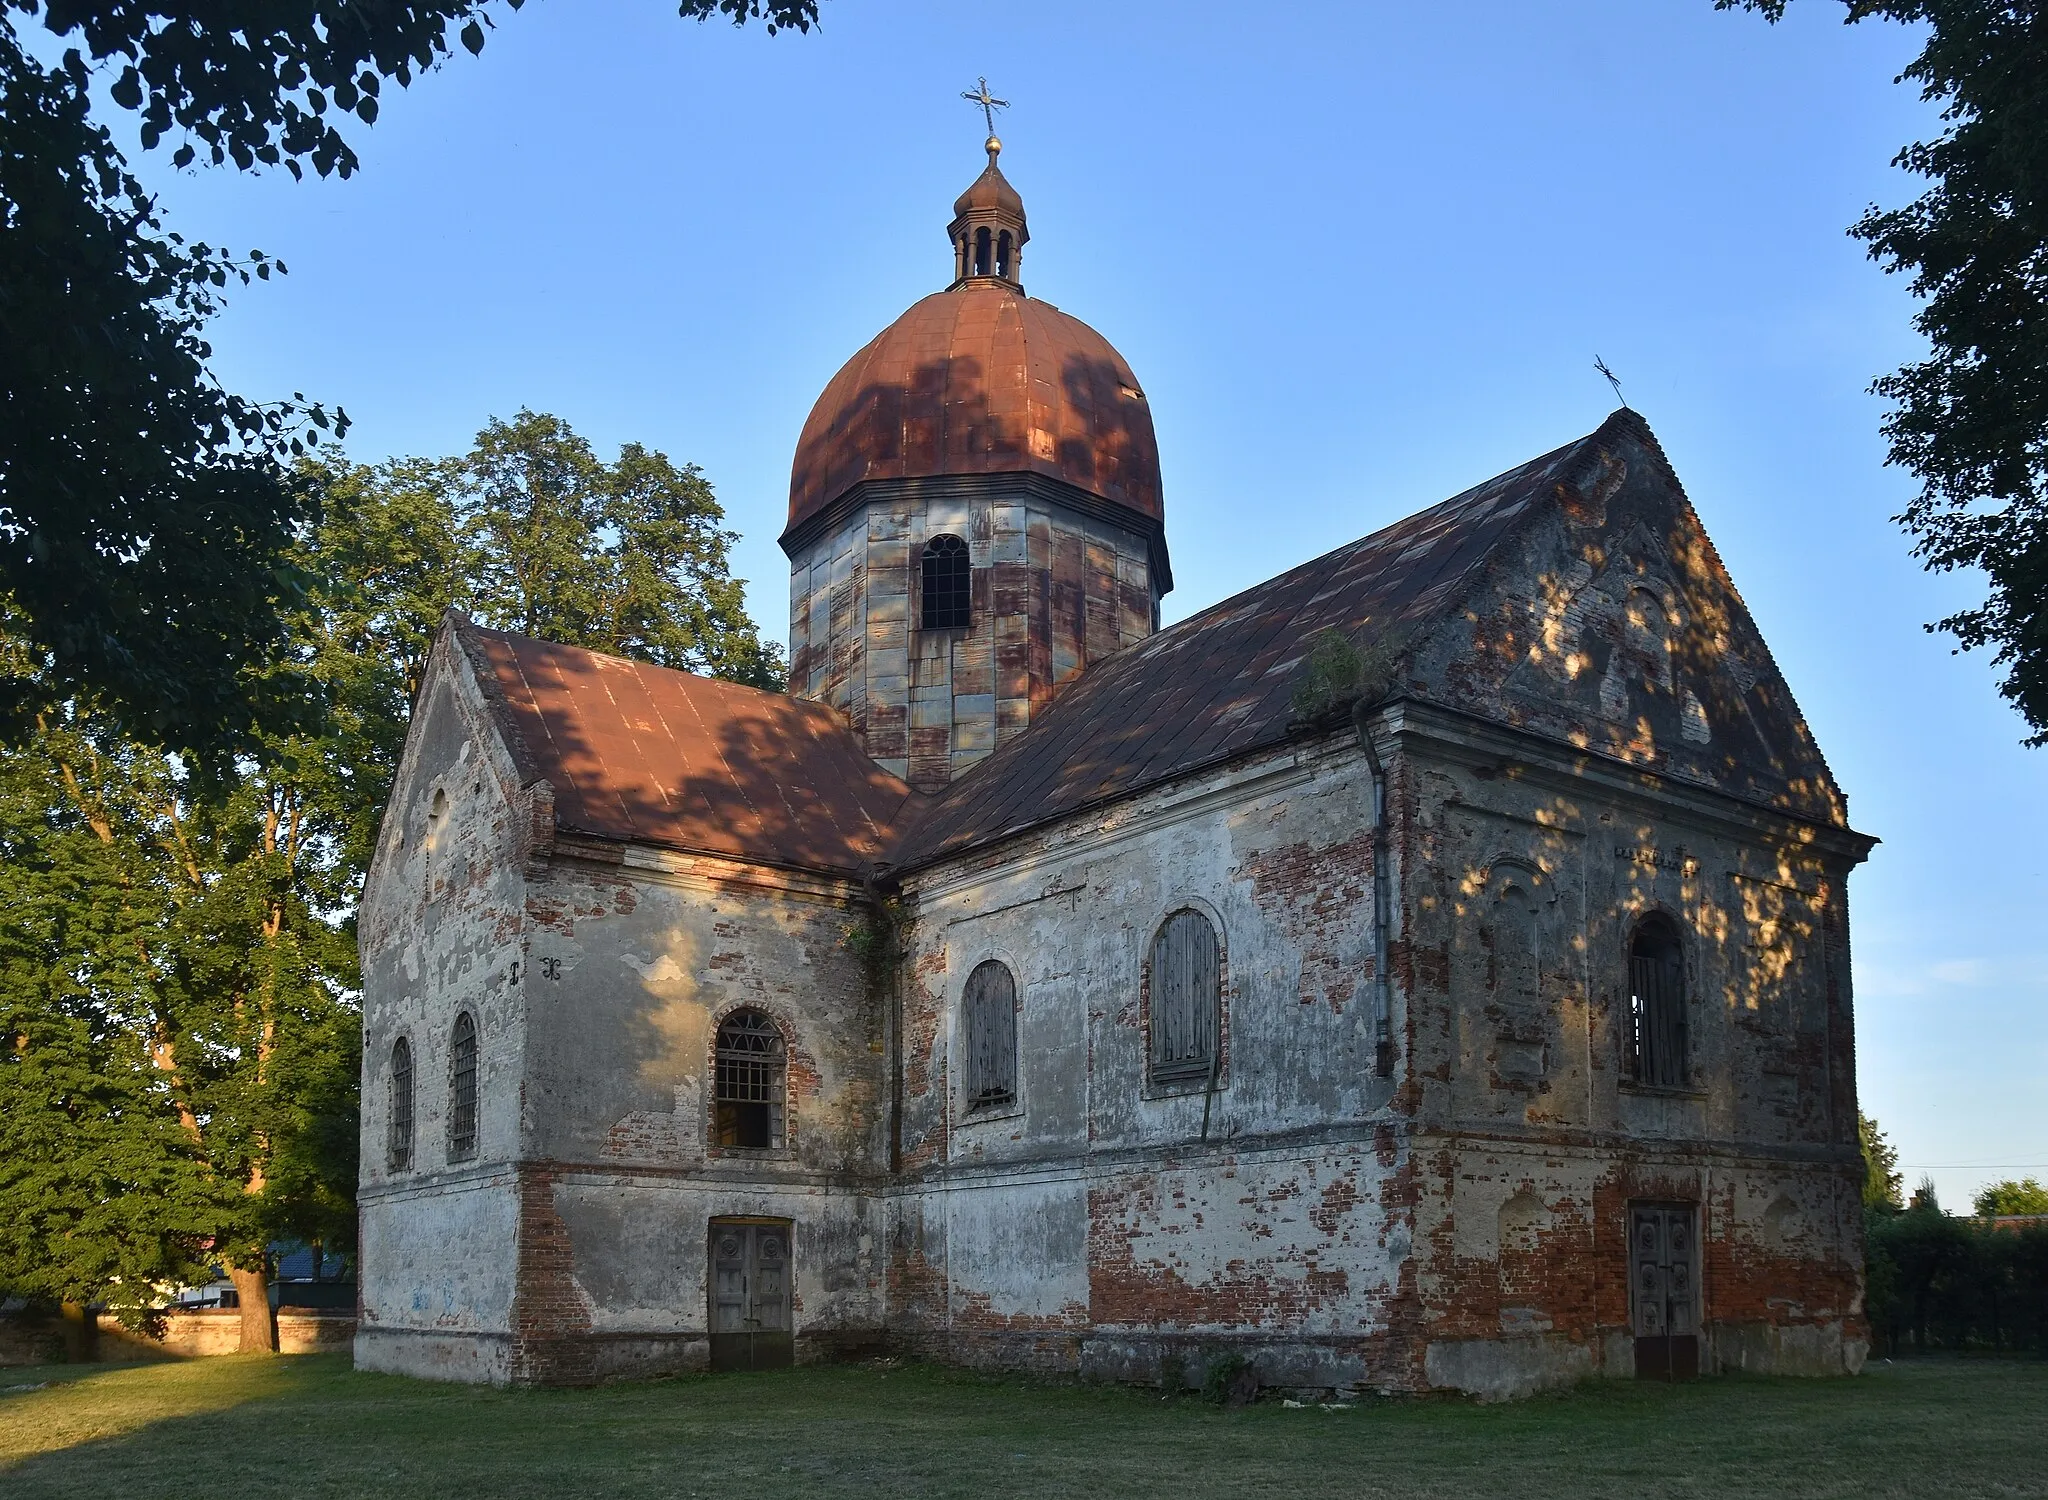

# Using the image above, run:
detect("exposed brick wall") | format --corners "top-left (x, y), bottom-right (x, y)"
top-left (511, 1164), bottom-right (595, 1385)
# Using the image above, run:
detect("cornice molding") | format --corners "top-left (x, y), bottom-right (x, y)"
top-left (778, 470), bottom-right (1174, 596)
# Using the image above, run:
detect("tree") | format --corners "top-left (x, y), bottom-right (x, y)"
top-left (0, 697), bottom-right (224, 1331)
top-left (1975, 1177), bottom-right (2048, 1216)
top-left (1, 0), bottom-right (815, 751)
top-left (1862, 1110), bottom-right (1905, 1209)
top-left (1717, 2), bottom-right (2048, 743)
top-left (0, 29), bottom-right (339, 755)
top-left (453, 412), bottom-right (785, 687)
top-left (0, 415), bottom-right (780, 1344)
top-left (326, 412), bottom-right (786, 690)
top-left (0, 656), bottom-right (365, 1351)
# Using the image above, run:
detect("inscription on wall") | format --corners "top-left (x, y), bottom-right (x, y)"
top-left (1613, 844), bottom-right (1699, 876)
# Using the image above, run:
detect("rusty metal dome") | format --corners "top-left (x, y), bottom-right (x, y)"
top-left (784, 283), bottom-right (1162, 541)
top-left (782, 145), bottom-right (1164, 546)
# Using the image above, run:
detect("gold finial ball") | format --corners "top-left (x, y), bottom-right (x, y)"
top-left (985, 134), bottom-right (1002, 159)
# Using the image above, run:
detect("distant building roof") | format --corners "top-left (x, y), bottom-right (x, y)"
top-left (458, 621), bottom-right (920, 878)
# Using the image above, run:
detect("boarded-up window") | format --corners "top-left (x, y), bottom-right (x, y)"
top-left (921, 534), bottom-right (971, 630)
top-left (1627, 916), bottom-right (1688, 1088)
top-left (963, 960), bottom-right (1018, 1108)
top-left (388, 1036), bottom-right (414, 1172)
top-left (1149, 909), bottom-right (1221, 1084)
top-left (715, 1009), bottom-right (786, 1149)
top-left (448, 1012), bottom-right (478, 1161)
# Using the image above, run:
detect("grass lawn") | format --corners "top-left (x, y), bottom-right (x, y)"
top-left (2, 1353), bottom-right (2043, 1499)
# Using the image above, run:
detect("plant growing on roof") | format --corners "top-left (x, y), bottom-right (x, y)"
top-left (1290, 627), bottom-right (1411, 727)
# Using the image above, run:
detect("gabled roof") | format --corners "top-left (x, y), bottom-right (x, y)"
top-left (434, 410), bottom-right (1844, 885)
top-left (455, 619), bottom-right (918, 877)
top-left (888, 414), bottom-right (1642, 869)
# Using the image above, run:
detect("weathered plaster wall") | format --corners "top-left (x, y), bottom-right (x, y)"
top-left (787, 479), bottom-right (1157, 789)
top-left (357, 425), bottom-right (1873, 1397)
top-left (356, 643), bottom-right (536, 1382)
top-left (517, 848), bottom-right (883, 1176)
top-left (499, 847), bottom-right (890, 1381)
top-left (1386, 700), bottom-right (1866, 1395)
top-left (1412, 426), bottom-right (1846, 826)
top-left (891, 742), bottom-right (1411, 1387)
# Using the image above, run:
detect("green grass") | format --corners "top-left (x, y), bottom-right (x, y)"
top-left (2, 1354), bottom-right (2044, 1499)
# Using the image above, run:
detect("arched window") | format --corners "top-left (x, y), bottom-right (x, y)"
top-left (996, 230), bottom-right (1013, 280)
top-left (1627, 915), bottom-right (1688, 1087)
top-left (448, 1011), bottom-right (478, 1161)
top-left (1149, 909), bottom-right (1221, 1084)
top-left (715, 1009), bottom-right (786, 1149)
top-left (388, 1036), bottom-right (415, 1172)
top-left (974, 225), bottom-right (992, 276)
top-left (963, 960), bottom-right (1018, 1108)
top-left (921, 534), bottom-right (971, 630)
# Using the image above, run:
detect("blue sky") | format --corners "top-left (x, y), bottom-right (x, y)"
top-left (122, 0), bottom-right (2043, 1204)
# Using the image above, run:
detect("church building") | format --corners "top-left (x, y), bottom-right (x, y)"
top-left (354, 134), bottom-right (1876, 1398)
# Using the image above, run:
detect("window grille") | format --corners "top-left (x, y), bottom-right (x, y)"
top-left (448, 1011), bottom-right (478, 1160)
top-left (963, 960), bottom-right (1018, 1108)
top-left (388, 1036), bottom-right (414, 1172)
top-left (1149, 909), bottom-right (1221, 1084)
top-left (715, 1009), bottom-right (786, 1149)
top-left (921, 534), bottom-right (971, 630)
top-left (1628, 916), bottom-right (1688, 1088)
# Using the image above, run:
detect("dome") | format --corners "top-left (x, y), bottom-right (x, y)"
top-left (953, 153), bottom-right (1026, 223)
top-left (784, 282), bottom-right (1163, 540)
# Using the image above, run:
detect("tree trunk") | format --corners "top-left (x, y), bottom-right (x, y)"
top-left (228, 1265), bottom-right (276, 1354)
top-left (58, 1301), bottom-right (97, 1363)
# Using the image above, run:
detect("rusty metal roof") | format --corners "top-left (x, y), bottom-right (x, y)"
top-left (783, 283), bottom-right (1163, 544)
top-left (457, 621), bottom-right (919, 877)
top-left (451, 414), bottom-right (1679, 881)
top-left (888, 417), bottom-right (1640, 870)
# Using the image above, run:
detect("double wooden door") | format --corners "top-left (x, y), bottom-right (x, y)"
top-left (1630, 1203), bottom-right (1700, 1380)
top-left (709, 1219), bottom-right (793, 1372)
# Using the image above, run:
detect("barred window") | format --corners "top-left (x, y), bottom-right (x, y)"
top-left (963, 960), bottom-right (1018, 1109)
top-left (715, 1009), bottom-right (786, 1150)
top-left (1149, 909), bottom-right (1221, 1085)
top-left (448, 1011), bottom-right (478, 1161)
top-left (1628, 915), bottom-right (1688, 1088)
top-left (921, 534), bottom-right (971, 630)
top-left (388, 1037), bottom-right (414, 1172)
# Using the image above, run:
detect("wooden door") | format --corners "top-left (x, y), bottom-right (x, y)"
top-left (708, 1219), bottom-right (793, 1372)
top-left (1629, 1203), bottom-right (1700, 1380)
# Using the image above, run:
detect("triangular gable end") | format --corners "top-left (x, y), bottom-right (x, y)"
top-left (1415, 412), bottom-right (1848, 828)
top-left (360, 612), bottom-right (553, 948)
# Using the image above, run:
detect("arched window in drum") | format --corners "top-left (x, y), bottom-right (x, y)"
top-left (921, 534), bottom-right (971, 630)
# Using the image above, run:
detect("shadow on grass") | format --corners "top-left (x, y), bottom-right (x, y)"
top-left (3, 1356), bottom-right (2046, 1500)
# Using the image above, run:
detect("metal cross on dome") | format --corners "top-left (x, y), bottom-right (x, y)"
top-left (962, 76), bottom-right (1009, 136)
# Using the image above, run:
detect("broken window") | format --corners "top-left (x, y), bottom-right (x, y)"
top-left (1627, 915), bottom-right (1688, 1088)
top-left (921, 534), bottom-right (971, 630)
top-left (963, 960), bottom-right (1018, 1109)
top-left (715, 1009), bottom-right (786, 1149)
top-left (448, 1011), bottom-right (478, 1161)
top-left (388, 1036), bottom-right (414, 1172)
top-left (1149, 909), bottom-right (1221, 1085)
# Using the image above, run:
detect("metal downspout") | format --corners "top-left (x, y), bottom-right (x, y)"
top-left (1353, 701), bottom-right (1395, 1077)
